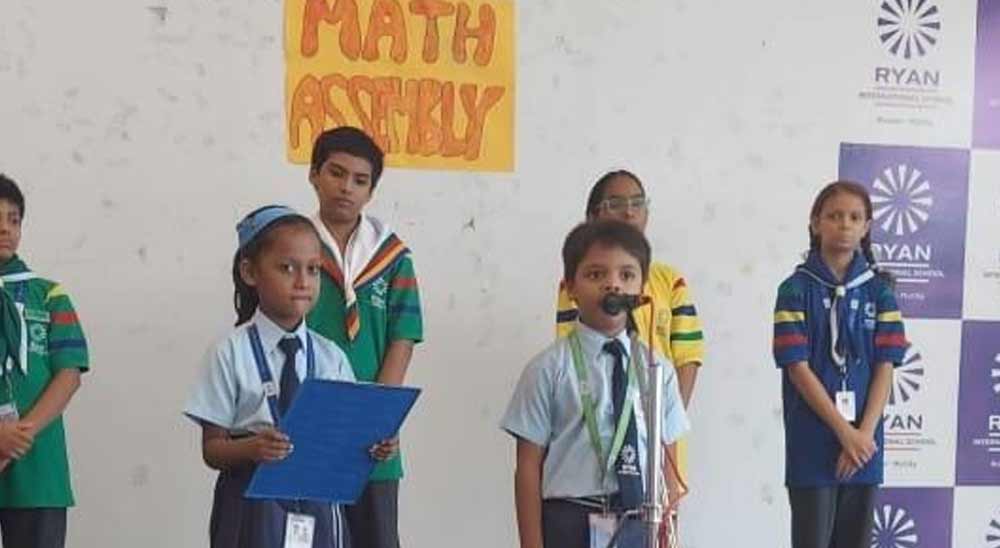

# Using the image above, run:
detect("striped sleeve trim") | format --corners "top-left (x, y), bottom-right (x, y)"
top-left (653, 266), bottom-right (705, 366)
top-left (873, 279), bottom-right (906, 362)
top-left (45, 284), bottom-right (67, 301)
top-left (51, 311), bottom-right (79, 325)
top-left (774, 333), bottom-right (807, 349)
top-left (670, 314), bottom-right (700, 332)
top-left (392, 277), bottom-right (418, 289)
top-left (388, 304), bottom-right (421, 315)
top-left (774, 321), bottom-right (804, 336)
top-left (773, 278), bottom-right (808, 367)
top-left (875, 333), bottom-right (907, 347)
top-left (877, 310), bottom-right (902, 322)
top-left (874, 321), bottom-right (907, 365)
top-left (877, 322), bottom-right (905, 334)
top-left (773, 330), bottom-right (809, 366)
top-left (671, 305), bottom-right (697, 317)
top-left (774, 310), bottom-right (805, 323)
top-left (50, 339), bottom-right (88, 351)
top-left (670, 331), bottom-right (704, 342)
top-left (556, 309), bottom-right (579, 323)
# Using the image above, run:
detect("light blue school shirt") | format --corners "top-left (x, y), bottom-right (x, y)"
top-left (184, 310), bottom-right (356, 433)
top-left (501, 322), bottom-right (690, 499)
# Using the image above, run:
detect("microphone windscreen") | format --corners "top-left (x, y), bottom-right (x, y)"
top-left (601, 293), bottom-right (627, 315)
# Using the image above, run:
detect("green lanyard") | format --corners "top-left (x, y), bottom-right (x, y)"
top-left (568, 331), bottom-right (639, 481)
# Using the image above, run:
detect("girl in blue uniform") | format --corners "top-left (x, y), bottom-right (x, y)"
top-left (772, 182), bottom-right (908, 548)
top-left (186, 205), bottom-right (384, 548)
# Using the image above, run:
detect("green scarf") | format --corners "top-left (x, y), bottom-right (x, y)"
top-left (0, 256), bottom-right (30, 373)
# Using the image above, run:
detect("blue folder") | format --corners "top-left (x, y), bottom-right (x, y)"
top-left (245, 380), bottom-right (421, 504)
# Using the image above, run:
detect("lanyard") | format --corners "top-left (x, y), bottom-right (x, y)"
top-left (568, 331), bottom-right (638, 481)
top-left (247, 324), bottom-right (315, 428)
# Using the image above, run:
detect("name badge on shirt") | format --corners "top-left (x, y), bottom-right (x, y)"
top-left (0, 402), bottom-right (18, 422)
top-left (284, 513), bottom-right (315, 548)
top-left (836, 390), bottom-right (856, 422)
top-left (589, 513), bottom-right (617, 548)
top-left (23, 309), bottom-right (50, 323)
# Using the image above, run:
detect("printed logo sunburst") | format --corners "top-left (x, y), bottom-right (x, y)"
top-left (878, 0), bottom-right (942, 59)
top-left (890, 344), bottom-right (924, 406)
top-left (871, 503), bottom-right (919, 548)
top-left (871, 164), bottom-right (934, 236)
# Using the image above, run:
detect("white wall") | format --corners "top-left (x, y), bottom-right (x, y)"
top-left (0, 1), bottom-right (973, 547)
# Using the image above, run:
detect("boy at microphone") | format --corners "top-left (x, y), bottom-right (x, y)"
top-left (501, 220), bottom-right (688, 548)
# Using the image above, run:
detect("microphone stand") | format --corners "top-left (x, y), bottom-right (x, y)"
top-left (603, 295), bottom-right (671, 548)
top-left (627, 312), bottom-right (663, 548)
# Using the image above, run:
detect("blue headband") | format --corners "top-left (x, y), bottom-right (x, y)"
top-left (236, 205), bottom-right (300, 250)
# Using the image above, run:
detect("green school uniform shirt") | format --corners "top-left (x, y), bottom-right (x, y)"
top-left (0, 256), bottom-right (89, 508)
top-left (307, 233), bottom-right (423, 481)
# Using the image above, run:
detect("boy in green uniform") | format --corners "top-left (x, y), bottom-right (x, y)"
top-left (305, 127), bottom-right (423, 548)
top-left (0, 173), bottom-right (89, 548)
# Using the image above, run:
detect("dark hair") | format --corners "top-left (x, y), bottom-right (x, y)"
top-left (310, 126), bottom-right (385, 190)
top-left (585, 170), bottom-right (645, 218)
top-left (808, 180), bottom-right (893, 284)
top-left (0, 174), bottom-right (25, 218)
top-left (232, 210), bottom-right (319, 325)
top-left (562, 220), bottom-right (651, 283)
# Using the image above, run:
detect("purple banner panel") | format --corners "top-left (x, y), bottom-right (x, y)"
top-left (839, 143), bottom-right (970, 319)
top-left (872, 487), bottom-right (953, 548)
top-left (956, 321), bottom-right (1000, 485)
top-left (974, 0), bottom-right (1000, 149)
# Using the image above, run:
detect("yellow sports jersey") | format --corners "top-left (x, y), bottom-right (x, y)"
top-left (556, 261), bottom-right (705, 479)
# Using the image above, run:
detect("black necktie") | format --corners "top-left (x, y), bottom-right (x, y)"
top-left (603, 339), bottom-right (644, 510)
top-left (277, 336), bottom-right (303, 416)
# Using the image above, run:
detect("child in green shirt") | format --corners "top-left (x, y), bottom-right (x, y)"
top-left (0, 173), bottom-right (89, 548)
top-left (305, 127), bottom-right (423, 548)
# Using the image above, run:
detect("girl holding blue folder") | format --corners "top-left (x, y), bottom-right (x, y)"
top-left (184, 205), bottom-right (394, 548)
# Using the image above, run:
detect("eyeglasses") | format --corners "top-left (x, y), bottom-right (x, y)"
top-left (597, 196), bottom-right (649, 214)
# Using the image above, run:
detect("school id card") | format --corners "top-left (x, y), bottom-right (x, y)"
top-left (284, 513), bottom-right (314, 548)
top-left (589, 513), bottom-right (617, 548)
top-left (835, 390), bottom-right (856, 422)
top-left (0, 402), bottom-right (18, 422)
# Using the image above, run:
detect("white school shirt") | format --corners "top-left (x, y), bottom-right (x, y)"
top-left (184, 310), bottom-right (356, 433)
top-left (500, 321), bottom-right (690, 499)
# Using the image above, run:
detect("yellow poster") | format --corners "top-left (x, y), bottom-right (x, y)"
top-left (285, 0), bottom-right (515, 172)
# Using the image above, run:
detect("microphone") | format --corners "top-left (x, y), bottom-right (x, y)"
top-left (600, 293), bottom-right (651, 315)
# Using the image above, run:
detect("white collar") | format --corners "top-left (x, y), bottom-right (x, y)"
top-left (251, 309), bottom-right (308, 355)
top-left (311, 212), bottom-right (392, 285)
top-left (573, 321), bottom-right (631, 358)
